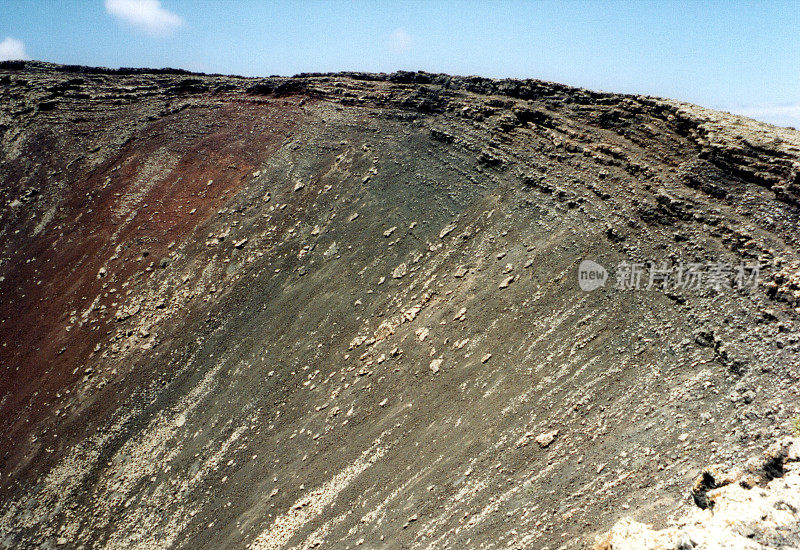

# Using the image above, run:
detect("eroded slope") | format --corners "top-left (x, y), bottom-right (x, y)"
top-left (0, 62), bottom-right (799, 549)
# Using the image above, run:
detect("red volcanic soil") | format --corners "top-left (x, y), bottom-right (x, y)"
top-left (0, 95), bottom-right (306, 476)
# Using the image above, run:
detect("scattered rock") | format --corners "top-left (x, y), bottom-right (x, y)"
top-left (392, 263), bottom-right (408, 279)
top-left (535, 429), bottom-right (559, 448)
top-left (499, 275), bottom-right (515, 289)
top-left (515, 432), bottom-right (534, 448)
top-left (323, 242), bottom-right (338, 257)
top-left (439, 223), bottom-right (456, 238)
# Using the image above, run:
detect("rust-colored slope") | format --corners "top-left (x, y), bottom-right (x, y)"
top-left (1, 91), bottom-right (306, 478)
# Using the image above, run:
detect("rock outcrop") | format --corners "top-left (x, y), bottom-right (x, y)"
top-left (595, 438), bottom-right (800, 549)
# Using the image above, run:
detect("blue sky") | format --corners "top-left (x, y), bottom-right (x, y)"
top-left (1, 1), bottom-right (798, 127)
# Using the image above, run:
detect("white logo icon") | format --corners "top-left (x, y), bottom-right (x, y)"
top-left (578, 260), bottom-right (607, 291)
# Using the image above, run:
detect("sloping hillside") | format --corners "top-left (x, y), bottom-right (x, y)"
top-left (1, 61), bottom-right (799, 549)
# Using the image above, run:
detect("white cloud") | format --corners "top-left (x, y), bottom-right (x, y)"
top-left (105, 0), bottom-right (184, 36)
top-left (388, 28), bottom-right (412, 54)
top-left (728, 104), bottom-right (800, 129)
top-left (0, 37), bottom-right (28, 61)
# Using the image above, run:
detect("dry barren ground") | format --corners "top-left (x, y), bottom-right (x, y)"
top-left (1, 62), bottom-right (799, 549)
